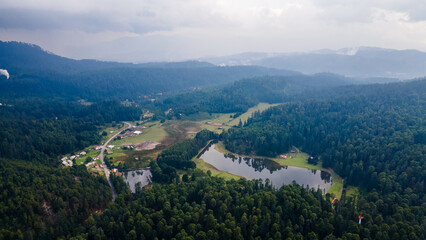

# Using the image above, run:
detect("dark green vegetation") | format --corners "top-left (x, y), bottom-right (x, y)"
top-left (0, 100), bottom-right (141, 165)
top-left (0, 159), bottom-right (111, 239)
top-left (160, 74), bottom-right (350, 117)
top-left (72, 175), bottom-right (347, 239)
top-left (0, 41), bottom-right (298, 101)
top-left (223, 79), bottom-right (425, 239)
top-left (151, 130), bottom-right (218, 183)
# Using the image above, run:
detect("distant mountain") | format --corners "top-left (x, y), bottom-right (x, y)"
top-left (203, 47), bottom-right (426, 79)
top-left (0, 41), bottom-right (300, 101)
top-left (0, 41), bottom-right (217, 73)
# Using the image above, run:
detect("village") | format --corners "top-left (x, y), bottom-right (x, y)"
top-left (60, 122), bottom-right (149, 175)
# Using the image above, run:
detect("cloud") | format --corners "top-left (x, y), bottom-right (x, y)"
top-left (0, 69), bottom-right (9, 79)
top-left (0, 0), bottom-right (425, 62)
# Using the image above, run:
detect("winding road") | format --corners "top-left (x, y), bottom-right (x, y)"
top-left (98, 122), bottom-right (132, 202)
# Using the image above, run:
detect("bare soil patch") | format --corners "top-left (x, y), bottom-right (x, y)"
top-left (135, 141), bottom-right (160, 151)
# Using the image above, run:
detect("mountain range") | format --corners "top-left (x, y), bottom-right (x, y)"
top-left (202, 47), bottom-right (426, 79)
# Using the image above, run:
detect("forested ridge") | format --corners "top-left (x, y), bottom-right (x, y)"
top-left (160, 74), bottom-right (350, 117)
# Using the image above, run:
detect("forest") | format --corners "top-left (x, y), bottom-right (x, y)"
top-left (151, 130), bottom-right (218, 183)
top-left (159, 74), bottom-right (350, 117)
top-left (222, 79), bottom-right (425, 239)
top-left (0, 41), bottom-right (424, 239)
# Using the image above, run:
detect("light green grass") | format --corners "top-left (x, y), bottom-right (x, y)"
top-left (111, 121), bottom-right (167, 145)
top-left (327, 171), bottom-right (344, 199)
top-left (196, 113), bottom-right (234, 133)
top-left (73, 148), bottom-right (101, 165)
top-left (101, 124), bottom-right (125, 142)
top-left (272, 152), bottom-right (323, 170)
top-left (194, 157), bottom-right (241, 180)
top-left (229, 103), bottom-right (279, 126)
top-left (107, 148), bottom-right (127, 160)
top-left (214, 141), bottom-right (232, 154)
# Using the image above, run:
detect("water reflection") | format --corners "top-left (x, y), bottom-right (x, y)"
top-left (122, 169), bottom-right (152, 193)
top-left (200, 143), bottom-right (332, 192)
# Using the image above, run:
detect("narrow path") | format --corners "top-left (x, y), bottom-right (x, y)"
top-left (98, 122), bottom-right (132, 202)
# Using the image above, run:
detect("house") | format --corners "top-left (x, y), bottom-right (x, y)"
top-left (61, 157), bottom-right (68, 161)
top-left (134, 130), bottom-right (142, 135)
top-left (290, 150), bottom-right (296, 153)
top-left (107, 145), bottom-right (115, 149)
top-left (94, 164), bottom-right (100, 167)
top-left (280, 155), bottom-right (287, 159)
top-left (70, 155), bottom-right (77, 160)
top-left (80, 151), bottom-right (86, 155)
top-left (94, 145), bottom-right (102, 150)
top-left (111, 168), bottom-right (118, 173)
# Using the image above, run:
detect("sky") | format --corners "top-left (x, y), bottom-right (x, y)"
top-left (1, 0), bottom-right (426, 62)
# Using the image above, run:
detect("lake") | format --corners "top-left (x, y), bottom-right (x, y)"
top-left (122, 169), bottom-right (152, 193)
top-left (199, 143), bottom-right (332, 192)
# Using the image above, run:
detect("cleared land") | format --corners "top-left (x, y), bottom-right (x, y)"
top-left (229, 103), bottom-right (280, 126)
top-left (110, 121), bottom-right (166, 145)
top-left (272, 152), bottom-right (323, 170)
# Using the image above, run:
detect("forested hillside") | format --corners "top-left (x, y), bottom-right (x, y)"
top-left (0, 41), bottom-right (299, 101)
top-left (160, 73), bottom-right (351, 117)
top-left (222, 79), bottom-right (425, 239)
top-left (0, 160), bottom-right (112, 239)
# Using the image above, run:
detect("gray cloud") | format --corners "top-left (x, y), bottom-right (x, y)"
top-left (0, 8), bottom-right (168, 33)
top-left (0, 0), bottom-right (425, 62)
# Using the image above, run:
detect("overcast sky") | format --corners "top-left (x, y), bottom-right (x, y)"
top-left (1, 0), bottom-right (426, 62)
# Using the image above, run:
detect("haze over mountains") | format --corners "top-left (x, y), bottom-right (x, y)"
top-left (203, 47), bottom-right (426, 79)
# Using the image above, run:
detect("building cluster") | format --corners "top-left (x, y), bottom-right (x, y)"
top-left (117, 125), bottom-right (146, 139)
top-left (61, 151), bottom-right (87, 167)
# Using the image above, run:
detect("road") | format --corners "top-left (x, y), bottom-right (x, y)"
top-left (98, 122), bottom-right (132, 202)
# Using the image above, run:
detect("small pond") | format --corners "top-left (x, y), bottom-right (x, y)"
top-left (199, 143), bottom-right (332, 192)
top-left (122, 169), bottom-right (152, 193)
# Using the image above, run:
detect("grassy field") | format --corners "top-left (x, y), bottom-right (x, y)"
top-left (110, 121), bottom-right (167, 145)
top-left (197, 113), bottom-right (234, 133)
top-left (229, 103), bottom-right (279, 126)
top-left (193, 157), bottom-right (241, 180)
top-left (327, 170), bottom-right (344, 199)
top-left (272, 153), bottom-right (323, 170)
top-left (101, 123), bottom-right (126, 142)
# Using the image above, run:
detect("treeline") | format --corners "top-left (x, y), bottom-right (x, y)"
top-left (159, 74), bottom-right (350, 117)
top-left (222, 79), bottom-right (425, 239)
top-left (70, 174), bottom-right (417, 240)
top-left (151, 130), bottom-right (217, 183)
top-left (0, 159), bottom-right (112, 239)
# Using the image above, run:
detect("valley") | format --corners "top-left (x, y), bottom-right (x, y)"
top-left (0, 41), bottom-right (424, 240)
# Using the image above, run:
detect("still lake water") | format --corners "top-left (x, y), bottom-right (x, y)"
top-left (122, 169), bottom-right (152, 193)
top-left (200, 143), bottom-right (332, 192)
